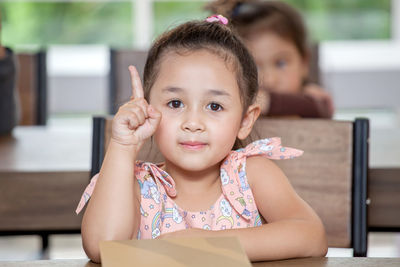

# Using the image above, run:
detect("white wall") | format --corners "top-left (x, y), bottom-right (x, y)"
top-left (320, 41), bottom-right (400, 109)
top-left (47, 45), bottom-right (109, 114)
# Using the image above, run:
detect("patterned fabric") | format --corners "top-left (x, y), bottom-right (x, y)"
top-left (76, 138), bottom-right (303, 239)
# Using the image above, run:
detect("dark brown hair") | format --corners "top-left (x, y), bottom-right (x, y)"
top-left (143, 20), bottom-right (258, 115)
top-left (206, 0), bottom-right (309, 59)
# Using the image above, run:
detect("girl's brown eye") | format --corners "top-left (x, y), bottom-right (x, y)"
top-left (207, 102), bottom-right (223, 111)
top-left (168, 100), bottom-right (183, 108)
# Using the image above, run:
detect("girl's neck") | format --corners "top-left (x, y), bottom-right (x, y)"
top-left (162, 160), bottom-right (221, 196)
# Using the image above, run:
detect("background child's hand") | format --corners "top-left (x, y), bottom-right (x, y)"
top-left (304, 83), bottom-right (335, 116)
top-left (111, 66), bottom-right (161, 149)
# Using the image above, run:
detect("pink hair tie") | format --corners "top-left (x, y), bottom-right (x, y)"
top-left (205, 14), bottom-right (228, 25)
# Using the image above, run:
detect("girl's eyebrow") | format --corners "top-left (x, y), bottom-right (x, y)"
top-left (161, 87), bottom-right (231, 97)
top-left (162, 86), bottom-right (184, 94)
top-left (206, 89), bottom-right (231, 97)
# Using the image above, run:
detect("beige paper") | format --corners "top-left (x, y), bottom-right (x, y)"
top-left (100, 236), bottom-right (251, 267)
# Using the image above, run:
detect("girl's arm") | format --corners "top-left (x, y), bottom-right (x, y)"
top-left (161, 156), bottom-right (327, 261)
top-left (81, 141), bottom-right (141, 263)
top-left (81, 66), bottom-right (161, 263)
top-left (225, 156), bottom-right (327, 261)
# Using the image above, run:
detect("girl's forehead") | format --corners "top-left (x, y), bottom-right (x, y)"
top-left (160, 48), bottom-right (236, 69)
top-left (158, 49), bottom-right (237, 82)
top-left (149, 49), bottom-right (242, 100)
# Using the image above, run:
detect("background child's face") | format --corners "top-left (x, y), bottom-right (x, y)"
top-left (245, 31), bottom-right (308, 94)
top-left (149, 49), bottom-right (244, 172)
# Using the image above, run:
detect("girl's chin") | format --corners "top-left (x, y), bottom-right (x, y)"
top-left (164, 158), bottom-right (222, 173)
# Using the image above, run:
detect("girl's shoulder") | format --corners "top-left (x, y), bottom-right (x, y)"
top-left (231, 138), bottom-right (303, 187)
top-left (234, 138), bottom-right (303, 160)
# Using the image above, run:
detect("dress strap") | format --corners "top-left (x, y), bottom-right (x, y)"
top-left (75, 174), bottom-right (98, 214)
top-left (75, 161), bottom-right (177, 215)
top-left (220, 138), bottom-right (303, 220)
top-left (243, 137), bottom-right (303, 159)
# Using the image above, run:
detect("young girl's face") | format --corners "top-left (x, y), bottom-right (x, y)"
top-left (149, 49), bottom-right (244, 172)
top-left (245, 31), bottom-right (308, 94)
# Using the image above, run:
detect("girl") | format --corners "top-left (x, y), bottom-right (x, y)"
top-left (207, 0), bottom-right (335, 118)
top-left (76, 16), bottom-right (327, 263)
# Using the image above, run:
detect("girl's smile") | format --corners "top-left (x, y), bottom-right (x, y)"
top-left (179, 140), bottom-right (208, 151)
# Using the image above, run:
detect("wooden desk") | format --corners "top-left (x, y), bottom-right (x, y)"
top-left (0, 125), bottom-right (91, 233)
top-left (0, 257), bottom-right (399, 267)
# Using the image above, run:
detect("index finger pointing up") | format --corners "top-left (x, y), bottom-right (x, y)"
top-left (129, 65), bottom-right (144, 99)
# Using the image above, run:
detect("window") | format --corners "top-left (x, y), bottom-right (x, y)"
top-left (153, 1), bottom-right (208, 39)
top-left (1, 0), bottom-right (394, 49)
top-left (283, 0), bottom-right (391, 41)
top-left (1, 1), bottom-right (134, 49)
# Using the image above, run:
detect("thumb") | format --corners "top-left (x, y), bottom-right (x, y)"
top-left (147, 105), bottom-right (162, 125)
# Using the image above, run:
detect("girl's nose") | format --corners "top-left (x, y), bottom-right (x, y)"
top-left (181, 110), bottom-right (205, 132)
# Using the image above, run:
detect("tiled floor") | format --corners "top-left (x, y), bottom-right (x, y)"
top-left (0, 232), bottom-right (399, 261)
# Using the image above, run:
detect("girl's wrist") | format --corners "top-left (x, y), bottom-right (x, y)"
top-left (108, 138), bottom-right (141, 158)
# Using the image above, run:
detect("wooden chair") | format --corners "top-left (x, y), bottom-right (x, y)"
top-left (109, 49), bottom-right (148, 114)
top-left (249, 118), bottom-right (369, 257)
top-left (16, 51), bottom-right (47, 125)
top-left (91, 116), bottom-right (369, 256)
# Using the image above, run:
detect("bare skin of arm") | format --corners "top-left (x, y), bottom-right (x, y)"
top-left (81, 67), bottom-right (161, 263)
top-left (81, 141), bottom-right (141, 263)
top-left (160, 156), bottom-right (327, 261)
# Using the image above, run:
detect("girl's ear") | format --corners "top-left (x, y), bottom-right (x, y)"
top-left (237, 103), bottom-right (261, 140)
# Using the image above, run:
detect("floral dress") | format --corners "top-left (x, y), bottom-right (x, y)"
top-left (76, 138), bottom-right (303, 239)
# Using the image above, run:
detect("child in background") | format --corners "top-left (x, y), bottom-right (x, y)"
top-left (76, 16), bottom-right (327, 263)
top-left (207, 0), bottom-right (334, 118)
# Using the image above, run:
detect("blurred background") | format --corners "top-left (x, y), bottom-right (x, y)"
top-left (2, 0), bottom-right (399, 119)
top-left (0, 0), bottom-right (399, 261)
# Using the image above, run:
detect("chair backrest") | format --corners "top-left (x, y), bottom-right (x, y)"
top-left (109, 49), bottom-right (148, 114)
top-left (250, 118), bottom-right (368, 257)
top-left (16, 51), bottom-right (47, 125)
top-left (91, 116), bottom-right (368, 256)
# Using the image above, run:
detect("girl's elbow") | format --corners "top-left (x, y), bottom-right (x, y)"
top-left (81, 229), bottom-right (103, 263)
top-left (319, 242), bottom-right (328, 257)
top-left (312, 237), bottom-right (328, 257)
top-left (310, 222), bottom-right (328, 257)
top-left (83, 239), bottom-right (101, 263)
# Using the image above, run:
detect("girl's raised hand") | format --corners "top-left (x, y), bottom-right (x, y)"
top-left (111, 65), bottom-right (161, 150)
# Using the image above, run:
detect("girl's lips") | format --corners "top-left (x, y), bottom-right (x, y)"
top-left (180, 141), bottom-right (207, 150)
